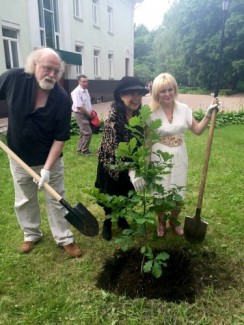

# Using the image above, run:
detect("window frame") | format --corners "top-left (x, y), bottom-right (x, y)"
top-left (92, 0), bottom-right (99, 27)
top-left (2, 27), bottom-right (20, 69)
top-left (108, 53), bottom-right (114, 78)
top-left (93, 49), bottom-right (100, 78)
top-left (75, 44), bottom-right (83, 75)
top-left (38, 0), bottom-right (60, 49)
top-left (73, 0), bottom-right (83, 19)
top-left (107, 5), bottom-right (113, 34)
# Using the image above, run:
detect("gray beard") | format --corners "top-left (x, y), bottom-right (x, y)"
top-left (39, 79), bottom-right (55, 90)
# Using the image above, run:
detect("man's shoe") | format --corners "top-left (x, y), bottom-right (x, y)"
top-left (117, 217), bottom-right (130, 230)
top-left (63, 243), bottom-right (82, 257)
top-left (81, 150), bottom-right (93, 156)
top-left (19, 241), bottom-right (35, 254)
top-left (102, 219), bottom-right (112, 241)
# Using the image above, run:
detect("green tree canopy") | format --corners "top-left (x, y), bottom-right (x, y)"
top-left (134, 0), bottom-right (244, 91)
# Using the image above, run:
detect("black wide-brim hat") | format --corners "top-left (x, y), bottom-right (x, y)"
top-left (114, 76), bottom-right (148, 102)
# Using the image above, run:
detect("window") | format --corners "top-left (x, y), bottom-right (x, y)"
top-left (2, 28), bottom-right (19, 69)
top-left (125, 58), bottom-right (130, 76)
top-left (92, 0), bottom-right (99, 27)
top-left (38, 0), bottom-right (60, 49)
top-left (108, 54), bottom-right (113, 78)
top-left (107, 6), bottom-right (113, 33)
top-left (73, 0), bottom-right (82, 19)
top-left (93, 50), bottom-right (100, 77)
top-left (75, 45), bottom-right (83, 75)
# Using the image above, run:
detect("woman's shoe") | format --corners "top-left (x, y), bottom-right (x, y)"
top-left (102, 219), bottom-right (112, 241)
top-left (157, 221), bottom-right (166, 237)
top-left (169, 221), bottom-right (184, 236)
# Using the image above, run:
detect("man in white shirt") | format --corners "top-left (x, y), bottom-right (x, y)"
top-left (71, 75), bottom-right (93, 155)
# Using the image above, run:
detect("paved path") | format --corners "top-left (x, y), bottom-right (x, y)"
top-left (1, 93), bottom-right (243, 133)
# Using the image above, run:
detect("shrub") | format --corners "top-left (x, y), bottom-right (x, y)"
top-left (193, 110), bottom-right (244, 127)
top-left (86, 106), bottom-right (183, 278)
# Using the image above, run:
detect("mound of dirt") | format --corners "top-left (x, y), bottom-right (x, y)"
top-left (96, 248), bottom-right (236, 303)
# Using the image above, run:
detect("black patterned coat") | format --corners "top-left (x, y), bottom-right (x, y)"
top-left (95, 104), bottom-right (139, 197)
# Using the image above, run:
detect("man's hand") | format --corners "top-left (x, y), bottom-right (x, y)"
top-left (128, 170), bottom-right (146, 192)
top-left (38, 169), bottom-right (50, 189)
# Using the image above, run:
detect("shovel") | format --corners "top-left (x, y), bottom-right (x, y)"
top-left (184, 107), bottom-right (218, 243)
top-left (0, 140), bottom-right (99, 237)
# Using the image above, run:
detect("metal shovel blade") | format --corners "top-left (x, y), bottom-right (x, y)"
top-left (63, 201), bottom-right (99, 237)
top-left (184, 209), bottom-right (208, 243)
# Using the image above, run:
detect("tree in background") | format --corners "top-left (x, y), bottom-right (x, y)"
top-left (134, 0), bottom-right (244, 92)
top-left (134, 25), bottom-right (157, 83)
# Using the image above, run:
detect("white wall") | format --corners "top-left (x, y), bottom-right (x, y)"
top-left (0, 0), bottom-right (137, 80)
top-left (0, 0), bottom-right (32, 72)
top-left (67, 0), bottom-right (135, 79)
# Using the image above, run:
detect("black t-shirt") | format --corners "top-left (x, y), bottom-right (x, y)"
top-left (0, 68), bottom-right (72, 165)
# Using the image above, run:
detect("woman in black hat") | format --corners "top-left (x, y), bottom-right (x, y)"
top-left (95, 76), bottom-right (148, 240)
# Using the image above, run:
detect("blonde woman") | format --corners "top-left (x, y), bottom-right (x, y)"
top-left (149, 73), bottom-right (219, 237)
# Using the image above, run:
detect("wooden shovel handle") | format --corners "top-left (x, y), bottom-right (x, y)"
top-left (0, 140), bottom-right (62, 202)
top-left (197, 109), bottom-right (217, 209)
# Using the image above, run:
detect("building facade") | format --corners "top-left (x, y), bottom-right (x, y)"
top-left (0, 0), bottom-right (142, 116)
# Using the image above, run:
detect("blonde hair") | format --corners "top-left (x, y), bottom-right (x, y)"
top-left (150, 73), bottom-right (178, 111)
top-left (24, 47), bottom-right (64, 80)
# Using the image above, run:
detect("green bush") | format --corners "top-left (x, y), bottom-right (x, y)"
top-left (193, 110), bottom-right (244, 127)
top-left (219, 89), bottom-right (236, 96)
top-left (70, 116), bottom-right (79, 135)
top-left (70, 116), bottom-right (105, 135)
top-left (179, 87), bottom-right (209, 95)
top-left (236, 80), bottom-right (244, 92)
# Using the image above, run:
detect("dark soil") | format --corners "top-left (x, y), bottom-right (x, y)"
top-left (96, 247), bottom-right (237, 303)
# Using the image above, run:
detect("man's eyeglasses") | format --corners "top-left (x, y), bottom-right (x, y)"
top-left (39, 65), bottom-right (60, 76)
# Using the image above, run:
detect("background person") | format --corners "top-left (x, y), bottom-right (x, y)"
top-left (0, 47), bottom-right (81, 257)
top-left (71, 74), bottom-right (93, 156)
top-left (147, 80), bottom-right (153, 95)
top-left (149, 72), bottom-right (219, 237)
top-left (95, 76), bottom-right (148, 240)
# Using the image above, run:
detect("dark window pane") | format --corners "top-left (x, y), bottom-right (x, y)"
top-left (11, 41), bottom-right (19, 67)
top-left (54, 0), bottom-right (59, 32)
top-left (2, 28), bottom-right (17, 39)
top-left (3, 39), bottom-right (11, 69)
top-left (44, 10), bottom-right (55, 48)
top-left (40, 30), bottom-right (45, 46)
top-left (43, 0), bottom-right (51, 10)
top-left (56, 35), bottom-right (60, 49)
top-left (38, 0), bottom-right (44, 27)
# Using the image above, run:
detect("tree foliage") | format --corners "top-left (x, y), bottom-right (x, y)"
top-left (134, 0), bottom-right (244, 91)
top-left (85, 106), bottom-right (183, 278)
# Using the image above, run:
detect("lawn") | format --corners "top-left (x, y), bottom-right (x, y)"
top-left (0, 122), bottom-right (243, 324)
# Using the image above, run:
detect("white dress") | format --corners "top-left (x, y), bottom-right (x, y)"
top-left (150, 102), bottom-right (193, 198)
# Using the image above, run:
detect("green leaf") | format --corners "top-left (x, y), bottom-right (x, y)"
top-left (140, 246), bottom-right (146, 254)
top-left (143, 260), bottom-right (153, 273)
top-left (155, 252), bottom-right (170, 262)
top-left (128, 116), bottom-right (141, 127)
top-left (152, 262), bottom-right (163, 279)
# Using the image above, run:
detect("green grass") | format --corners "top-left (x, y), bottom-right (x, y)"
top-left (0, 125), bottom-right (244, 324)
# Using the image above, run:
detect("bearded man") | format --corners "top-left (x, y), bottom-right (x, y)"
top-left (0, 47), bottom-right (81, 257)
